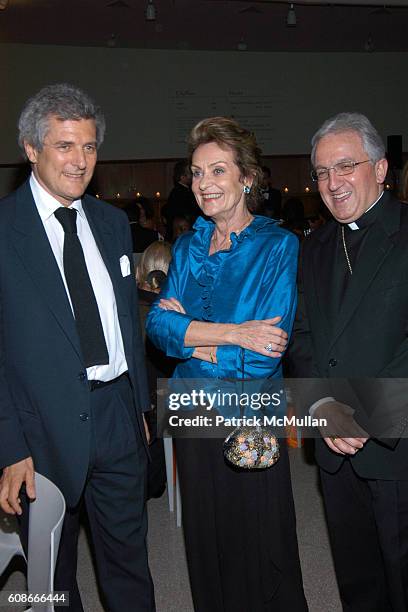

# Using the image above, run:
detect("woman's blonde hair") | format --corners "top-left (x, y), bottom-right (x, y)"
top-left (136, 241), bottom-right (172, 288)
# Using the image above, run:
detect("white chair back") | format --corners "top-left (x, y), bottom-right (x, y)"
top-left (0, 511), bottom-right (25, 574)
top-left (27, 472), bottom-right (66, 612)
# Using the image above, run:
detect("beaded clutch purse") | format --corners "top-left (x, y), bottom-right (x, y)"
top-left (223, 425), bottom-right (280, 469)
top-left (221, 351), bottom-right (281, 469)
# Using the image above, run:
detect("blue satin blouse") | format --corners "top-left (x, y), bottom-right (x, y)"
top-left (146, 215), bottom-right (298, 380)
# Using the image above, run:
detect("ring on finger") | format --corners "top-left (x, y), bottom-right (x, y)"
top-left (264, 343), bottom-right (274, 352)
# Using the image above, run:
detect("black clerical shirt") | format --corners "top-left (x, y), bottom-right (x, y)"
top-left (328, 194), bottom-right (383, 324)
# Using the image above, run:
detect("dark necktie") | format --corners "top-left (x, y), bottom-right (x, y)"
top-left (54, 206), bottom-right (109, 368)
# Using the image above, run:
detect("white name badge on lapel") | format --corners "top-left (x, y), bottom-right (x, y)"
top-left (120, 255), bottom-right (131, 277)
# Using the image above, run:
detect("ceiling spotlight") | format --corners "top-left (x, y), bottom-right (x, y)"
top-left (145, 0), bottom-right (157, 21)
top-left (286, 4), bottom-right (297, 27)
top-left (0, 0), bottom-right (9, 10)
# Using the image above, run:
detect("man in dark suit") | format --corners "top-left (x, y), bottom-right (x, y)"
top-left (0, 84), bottom-right (155, 611)
top-left (161, 160), bottom-right (200, 239)
top-left (259, 165), bottom-right (282, 219)
top-left (289, 112), bottom-right (408, 611)
top-left (125, 201), bottom-right (160, 253)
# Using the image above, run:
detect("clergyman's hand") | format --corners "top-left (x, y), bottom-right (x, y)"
top-left (0, 457), bottom-right (36, 515)
top-left (315, 401), bottom-right (369, 456)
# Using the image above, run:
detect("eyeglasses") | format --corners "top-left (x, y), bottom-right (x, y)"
top-left (311, 159), bottom-right (370, 182)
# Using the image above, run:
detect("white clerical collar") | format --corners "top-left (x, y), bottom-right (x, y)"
top-left (347, 191), bottom-right (384, 231)
top-left (30, 173), bottom-right (84, 222)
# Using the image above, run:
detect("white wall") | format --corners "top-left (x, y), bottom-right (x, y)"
top-left (1, 43), bottom-right (405, 165)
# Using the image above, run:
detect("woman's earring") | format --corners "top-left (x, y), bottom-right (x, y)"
top-left (243, 185), bottom-right (251, 194)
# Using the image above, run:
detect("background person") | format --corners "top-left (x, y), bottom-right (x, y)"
top-left (147, 117), bottom-right (307, 612)
top-left (258, 164), bottom-right (282, 219)
top-left (306, 202), bottom-right (329, 233)
top-left (171, 213), bottom-right (193, 242)
top-left (125, 199), bottom-right (160, 253)
top-left (161, 159), bottom-right (201, 239)
top-left (136, 241), bottom-right (174, 500)
top-left (281, 197), bottom-right (309, 240)
top-left (136, 240), bottom-right (173, 294)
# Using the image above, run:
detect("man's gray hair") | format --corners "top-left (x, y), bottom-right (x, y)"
top-left (311, 112), bottom-right (385, 167)
top-left (18, 83), bottom-right (106, 157)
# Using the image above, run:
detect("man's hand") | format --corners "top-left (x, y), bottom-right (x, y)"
top-left (0, 457), bottom-right (36, 515)
top-left (143, 414), bottom-right (151, 445)
top-left (315, 401), bottom-right (369, 456)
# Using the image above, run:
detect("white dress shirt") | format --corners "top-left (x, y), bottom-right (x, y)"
top-left (30, 173), bottom-right (127, 382)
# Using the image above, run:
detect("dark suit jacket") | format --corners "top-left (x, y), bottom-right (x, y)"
top-left (288, 192), bottom-right (408, 479)
top-left (0, 181), bottom-right (150, 507)
top-left (261, 187), bottom-right (282, 219)
top-left (130, 223), bottom-right (159, 253)
top-left (162, 183), bottom-right (200, 224)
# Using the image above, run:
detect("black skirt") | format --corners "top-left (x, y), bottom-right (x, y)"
top-left (175, 438), bottom-right (308, 612)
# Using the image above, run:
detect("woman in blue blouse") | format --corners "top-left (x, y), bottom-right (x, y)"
top-left (147, 118), bottom-right (307, 611)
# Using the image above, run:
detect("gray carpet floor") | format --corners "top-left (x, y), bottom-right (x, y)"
top-left (1, 444), bottom-right (342, 612)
